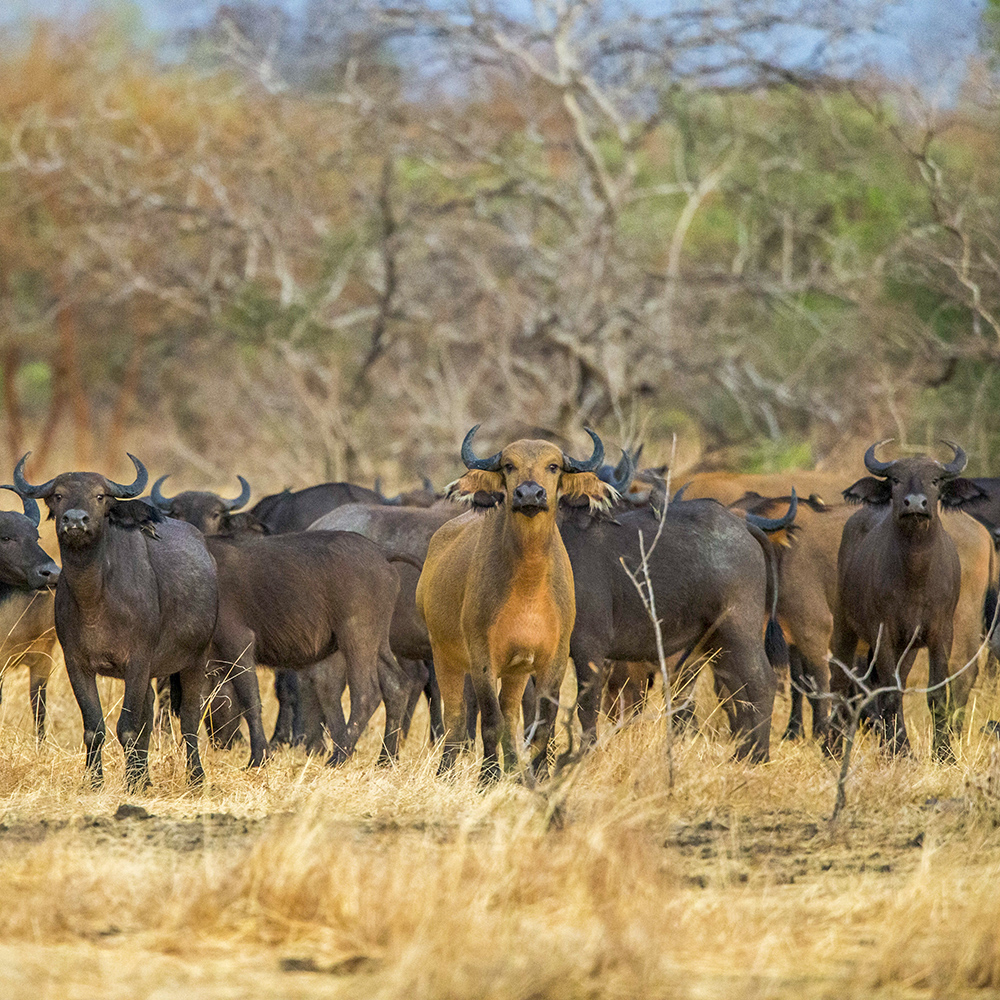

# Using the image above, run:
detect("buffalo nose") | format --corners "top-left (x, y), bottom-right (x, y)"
top-left (513, 482), bottom-right (547, 505)
top-left (902, 493), bottom-right (928, 512)
top-left (39, 562), bottom-right (60, 582)
top-left (61, 509), bottom-right (90, 530)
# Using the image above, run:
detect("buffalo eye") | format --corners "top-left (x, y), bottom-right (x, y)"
top-left (95, 494), bottom-right (105, 501)
top-left (0, 536), bottom-right (10, 543)
top-left (503, 462), bottom-right (515, 474)
top-left (52, 494), bottom-right (62, 502)
top-left (548, 464), bottom-right (559, 474)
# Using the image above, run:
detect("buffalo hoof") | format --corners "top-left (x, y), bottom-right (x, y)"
top-left (187, 766), bottom-right (206, 786)
top-left (326, 748), bottom-right (349, 767)
top-left (126, 774), bottom-right (153, 795)
top-left (477, 764), bottom-right (502, 788)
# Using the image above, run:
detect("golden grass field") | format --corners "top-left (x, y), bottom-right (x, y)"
top-left (3, 652), bottom-right (1000, 1000)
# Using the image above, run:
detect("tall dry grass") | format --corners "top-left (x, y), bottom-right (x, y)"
top-left (2, 660), bottom-right (1000, 999)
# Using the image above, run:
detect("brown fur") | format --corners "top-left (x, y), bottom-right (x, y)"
top-left (418, 438), bottom-right (608, 783)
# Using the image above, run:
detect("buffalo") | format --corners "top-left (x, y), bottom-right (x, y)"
top-left (829, 440), bottom-right (987, 759)
top-left (0, 488), bottom-right (61, 739)
top-left (560, 492), bottom-right (794, 763)
top-left (417, 427), bottom-right (612, 783)
top-left (14, 454), bottom-right (218, 790)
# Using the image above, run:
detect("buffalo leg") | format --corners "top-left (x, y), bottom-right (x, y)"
top-left (67, 666), bottom-right (106, 786)
top-left (927, 636), bottom-right (957, 763)
top-left (714, 629), bottom-right (775, 763)
top-left (377, 647), bottom-right (409, 764)
top-left (226, 661), bottom-right (269, 768)
top-left (424, 660), bottom-right (444, 745)
top-left (271, 668), bottom-right (302, 746)
top-left (783, 646), bottom-right (807, 740)
top-left (469, 660), bottom-right (504, 786)
top-left (826, 613), bottom-right (862, 757)
top-left (873, 644), bottom-right (918, 756)
top-left (463, 673), bottom-right (479, 745)
top-left (573, 652), bottom-right (606, 746)
top-left (400, 658), bottom-right (429, 740)
top-left (118, 675), bottom-right (154, 793)
top-left (328, 642), bottom-right (381, 766)
top-left (177, 666), bottom-right (206, 784)
top-left (527, 662), bottom-right (564, 780)
top-left (498, 673), bottom-right (529, 773)
top-left (303, 654), bottom-right (347, 755)
top-left (436, 662), bottom-right (470, 776)
top-left (671, 649), bottom-right (700, 733)
top-left (29, 669), bottom-right (48, 742)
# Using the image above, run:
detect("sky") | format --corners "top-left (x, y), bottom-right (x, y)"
top-left (1, 0), bottom-right (989, 96)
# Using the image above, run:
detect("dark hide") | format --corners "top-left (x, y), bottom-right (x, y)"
top-left (0, 505), bottom-right (61, 740)
top-left (236, 482), bottom-right (383, 535)
top-left (206, 530), bottom-right (407, 765)
top-left (28, 470), bottom-right (218, 790)
top-left (831, 451), bottom-right (978, 760)
top-left (559, 498), bottom-right (777, 763)
top-left (301, 502), bottom-right (465, 745)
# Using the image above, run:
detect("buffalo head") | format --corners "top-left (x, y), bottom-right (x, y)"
top-left (843, 440), bottom-right (985, 531)
top-left (0, 486), bottom-right (60, 589)
top-left (449, 426), bottom-right (613, 516)
top-left (14, 453), bottom-right (150, 549)
top-left (150, 475), bottom-right (251, 535)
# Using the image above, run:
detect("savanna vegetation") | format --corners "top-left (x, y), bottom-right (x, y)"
top-left (5, 2), bottom-right (1000, 998)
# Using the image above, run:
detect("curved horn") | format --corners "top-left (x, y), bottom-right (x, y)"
top-left (562, 427), bottom-right (605, 474)
top-left (224, 475), bottom-right (252, 511)
top-left (672, 482), bottom-right (691, 503)
top-left (103, 453), bottom-right (148, 499)
top-left (13, 453), bottom-right (57, 500)
top-left (938, 440), bottom-right (967, 478)
top-left (863, 439), bottom-right (896, 477)
top-left (605, 447), bottom-right (636, 494)
top-left (461, 425), bottom-right (503, 472)
top-left (150, 474), bottom-right (175, 512)
top-left (0, 484), bottom-right (40, 527)
top-left (745, 488), bottom-right (798, 533)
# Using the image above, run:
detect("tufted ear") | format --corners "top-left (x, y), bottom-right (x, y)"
top-left (843, 477), bottom-right (891, 505)
top-left (447, 469), bottom-right (505, 503)
top-left (560, 471), bottom-right (617, 511)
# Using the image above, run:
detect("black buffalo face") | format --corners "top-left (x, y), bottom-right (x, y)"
top-left (161, 493), bottom-right (232, 535)
top-left (844, 442), bottom-right (984, 534)
top-left (150, 476), bottom-right (251, 536)
top-left (43, 472), bottom-right (122, 549)
top-left (0, 510), bottom-right (60, 589)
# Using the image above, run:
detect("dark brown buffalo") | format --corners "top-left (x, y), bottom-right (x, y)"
top-left (829, 440), bottom-right (987, 759)
top-left (0, 489), bottom-right (61, 739)
top-left (560, 494), bottom-right (792, 763)
top-left (150, 475), bottom-right (251, 536)
top-left (229, 482), bottom-right (383, 535)
top-left (205, 530), bottom-right (409, 764)
top-left (14, 454), bottom-right (218, 790)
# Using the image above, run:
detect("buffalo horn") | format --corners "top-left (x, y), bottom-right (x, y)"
top-left (0, 484), bottom-right (40, 527)
top-left (224, 476), bottom-right (252, 511)
top-left (745, 488), bottom-right (798, 533)
top-left (562, 428), bottom-right (605, 474)
top-left (150, 474), bottom-right (175, 512)
top-left (606, 447), bottom-right (637, 494)
top-left (863, 439), bottom-right (896, 477)
top-left (13, 454), bottom-right (57, 500)
top-left (103, 453), bottom-right (148, 498)
top-left (461, 425), bottom-right (503, 472)
top-left (938, 440), bottom-right (967, 478)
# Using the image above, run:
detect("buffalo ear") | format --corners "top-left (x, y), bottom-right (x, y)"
top-left (447, 470), bottom-right (505, 503)
top-left (843, 477), bottom-right (891, 505)
top-left (941, 477), bottom-right (988, 508)
top-left (560, 471), bottom-right (616, 511)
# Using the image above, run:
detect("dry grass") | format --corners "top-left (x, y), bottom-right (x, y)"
top-left (2, 662), bottom-right (1000, 999)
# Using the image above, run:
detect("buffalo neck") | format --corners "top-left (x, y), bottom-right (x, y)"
top-left (57, 529), bottom-right (114, 605)
top-left (887, 514), bottom-right (945, 576)
top-left (495, 505), bottom-right (562, 564)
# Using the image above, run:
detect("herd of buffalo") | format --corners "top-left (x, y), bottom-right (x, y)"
top-left (2, 428), bottom-right (1000, 790)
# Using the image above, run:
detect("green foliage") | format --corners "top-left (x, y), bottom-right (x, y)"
top-left (742, 438), bottom-right (814, 473)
